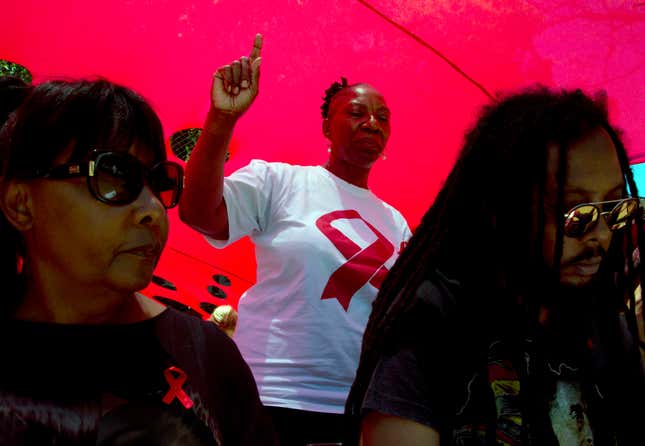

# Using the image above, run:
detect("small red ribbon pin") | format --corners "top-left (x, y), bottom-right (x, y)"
top-left (162, 366), bottom-right (194, 409)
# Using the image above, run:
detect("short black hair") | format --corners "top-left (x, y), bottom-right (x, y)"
top-left (1, 78), bottom-right (165, 180)
top-left (0, 76), bottom-right (31, 127)
top-left (320, 77), bottom-right (350, 119)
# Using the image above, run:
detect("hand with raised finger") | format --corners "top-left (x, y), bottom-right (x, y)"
top-left (211, 33), bottom-right (263, 119)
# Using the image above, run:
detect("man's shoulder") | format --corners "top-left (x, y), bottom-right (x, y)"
top-left (411, 270), bottom-right (462, 319)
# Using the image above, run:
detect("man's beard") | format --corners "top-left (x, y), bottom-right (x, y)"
top-left (539, 284), bottom-right (600, 359)
top-left (543, 242), bottom-right (610, 327)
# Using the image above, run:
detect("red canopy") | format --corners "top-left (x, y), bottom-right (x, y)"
top-left (3, 0), bottom-right (643, 311)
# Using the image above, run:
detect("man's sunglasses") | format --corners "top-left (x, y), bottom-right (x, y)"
top-left (33, 151), bottom-right (183, 209)
top-left (563, 197), bottom-right (641, 239)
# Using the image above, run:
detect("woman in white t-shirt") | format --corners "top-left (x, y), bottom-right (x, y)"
top-left (180, 34), bottom-right (411, 446)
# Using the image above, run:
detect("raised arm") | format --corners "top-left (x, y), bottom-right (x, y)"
top-left (179, 34), bottom-right (263, 239)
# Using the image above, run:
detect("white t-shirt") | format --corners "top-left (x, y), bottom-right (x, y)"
top-left (207, 160), bottom-right (411, 413)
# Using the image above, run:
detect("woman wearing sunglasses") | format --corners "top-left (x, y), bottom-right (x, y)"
top-left (0, 77), bottom-right (275, 444)
top-left (346, 88), bottom-right (645, 445)
top-left (180, 35), bottom-right (411, 445)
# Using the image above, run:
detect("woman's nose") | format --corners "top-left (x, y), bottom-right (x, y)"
top-left (133, 185), bottom-right (166, 227)
top-left (362, 114), bottom-right (378, 130)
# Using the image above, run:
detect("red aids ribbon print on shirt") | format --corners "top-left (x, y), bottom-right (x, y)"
top-left (162, 366), bottom-right (194, 409)
top-left (316, 210), bottom-right (394, 311)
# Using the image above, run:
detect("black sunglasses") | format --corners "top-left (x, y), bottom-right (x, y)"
top-left (563, 197), bottom-right (640, 238)
top-left (33, 150), bottom-right (183, 209)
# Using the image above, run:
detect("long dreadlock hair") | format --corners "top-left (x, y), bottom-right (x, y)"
top-left (346, 86), bottom-right (644, 441)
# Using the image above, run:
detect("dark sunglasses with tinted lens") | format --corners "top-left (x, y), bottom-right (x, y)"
top-left (563, 197), bottom-right (640, 238)
top-left (33, 151), bottom-right (183, 209)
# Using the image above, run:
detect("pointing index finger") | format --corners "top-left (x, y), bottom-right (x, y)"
top-left (250, 33), bottom-right (263, 60)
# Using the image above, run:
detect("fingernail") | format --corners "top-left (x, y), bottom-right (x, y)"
top-left (226, 85), bottom-right (232, 93)
top-left (241, 80), bottom-right (249, 88)
top-left (233, 86), bottom-right (240, 94)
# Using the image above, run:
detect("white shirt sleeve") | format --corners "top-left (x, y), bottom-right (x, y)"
top-left (205, 159), bottom-right (275, 248)
top-left (402, 219), bottom-right (413, 242)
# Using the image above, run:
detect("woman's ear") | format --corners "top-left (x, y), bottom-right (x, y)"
top-left (0, 181), bottom-right (34, 231)
top-left (322, 118), bottom-right (331, 139)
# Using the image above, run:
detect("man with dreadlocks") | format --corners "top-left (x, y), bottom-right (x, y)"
top-left (346, 87), bottom-right (645, 445)
top-left (180, 34), bottom-right (411, 445)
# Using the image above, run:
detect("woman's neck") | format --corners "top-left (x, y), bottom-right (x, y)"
top-left (324, 158), bottom-right (371, 189)
top-left (15, 284), bottom-right (165, 324)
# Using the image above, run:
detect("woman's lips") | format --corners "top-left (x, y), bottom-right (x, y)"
top-left (354, 137), bottom-right (383, 150)
top-left (121, 245), bottom-right (162, 260)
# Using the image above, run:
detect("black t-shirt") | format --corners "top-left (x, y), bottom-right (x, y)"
top-left (0, 308), bottom-right (276, 445)
top-left (361, 276), bottom-right (462, 440)
top-left (361, 273), bottom-right (645, 445)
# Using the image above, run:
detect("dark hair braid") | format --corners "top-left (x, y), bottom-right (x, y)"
top-left (320, 77), bottom-right (349, 118)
